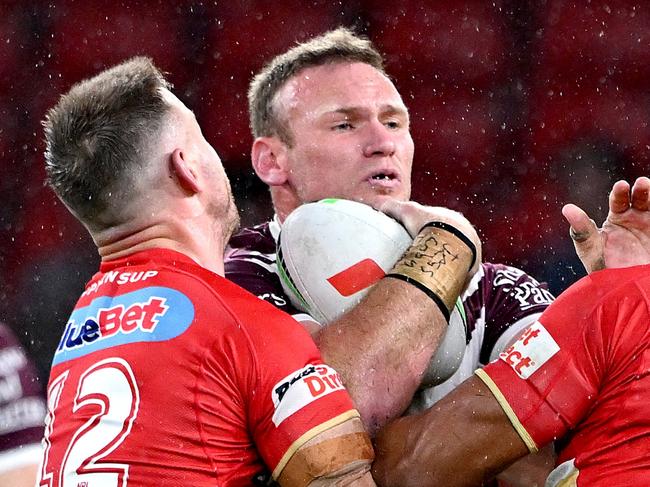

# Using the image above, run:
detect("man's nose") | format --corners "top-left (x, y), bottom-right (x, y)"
top-left (362, 121), bottom-right (396, 157)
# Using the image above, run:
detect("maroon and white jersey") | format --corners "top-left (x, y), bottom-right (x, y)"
top-left (38, 249), bottom-right (357, 486)
top-left (225, 219), bottom-right (555, 409)
top-left (0, 322), bottom-right (46, 473)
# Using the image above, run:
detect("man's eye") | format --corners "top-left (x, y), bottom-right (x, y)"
top-left (385, 120), bottom-right (401, 129)
top-left (333, 121), bottom-right (353, 130)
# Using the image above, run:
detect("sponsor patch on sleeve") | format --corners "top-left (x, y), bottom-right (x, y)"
top-left (499, 321), bottom-right (560, 379)
top-left (271, 364), bottom-right (345, 426)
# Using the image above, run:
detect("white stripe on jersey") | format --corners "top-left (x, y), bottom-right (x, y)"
top-left (461, 264), bottom-right (484, 301)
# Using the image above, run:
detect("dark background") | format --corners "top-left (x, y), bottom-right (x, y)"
top-left (2, 0), bottom-right (649, 380)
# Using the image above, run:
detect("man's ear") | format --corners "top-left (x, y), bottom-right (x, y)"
top-left (251, 137), bottom-right (289, 187)
top-left (170, 148), bottom-right (200, 194)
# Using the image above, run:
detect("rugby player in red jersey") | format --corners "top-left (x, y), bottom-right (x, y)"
top-left (373, 177), bottom-right (650, 487)
top-left (36, 57), bottom-right (382, 486)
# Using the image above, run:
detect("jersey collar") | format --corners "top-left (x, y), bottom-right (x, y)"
top-left (99, 248), bottom-right (198, 273)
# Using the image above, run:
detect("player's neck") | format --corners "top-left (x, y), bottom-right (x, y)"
top-left (270, 188), bottom-right (301, 224)
top-left (94, 220), bottom-right (227, 276)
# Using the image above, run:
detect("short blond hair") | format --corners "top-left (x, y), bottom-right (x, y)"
top-left (44, 57), bottom-right (170, 227)
top-left (248, 27), bottom-right (385, 145)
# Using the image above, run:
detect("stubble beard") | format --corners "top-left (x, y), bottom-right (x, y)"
top-left (207, 187), bottom-right (240, 248)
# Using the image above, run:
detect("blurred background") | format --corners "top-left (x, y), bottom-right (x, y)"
top-left (1, 0), bottom-right (649, 380)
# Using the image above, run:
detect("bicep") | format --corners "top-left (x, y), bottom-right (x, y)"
top-left (372, 375), bottom-right (528, 487)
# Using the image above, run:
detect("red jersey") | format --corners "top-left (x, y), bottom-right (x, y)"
top-left (37, 249), bottom-right (358, 486)
top-left (477, 264), bottom-right (650, 486)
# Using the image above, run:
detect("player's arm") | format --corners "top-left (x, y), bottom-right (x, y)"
top-left (495, 444), bottom-right (555, 487)
top-left (492, 333), bottom-right (555, 487)
top-left (372, 375), bottom-right (528, 487)
top-left (316, 200), bottom-right (481, 435)
top-left (279, 416), bottom-right (376, 486)
top-left (563, 176), bottom-right (650, 272)
top-left (474, 266), bottom-right (555, 487)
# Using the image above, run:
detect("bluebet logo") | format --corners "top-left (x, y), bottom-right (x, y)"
top-left (53, 287), bottom-right (194, 365)
top-left (58, 297), bottom-right (168, 351)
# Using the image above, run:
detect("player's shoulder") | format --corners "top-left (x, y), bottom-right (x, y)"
top-left (479, 262), bottom-right (544, 286)
top-left (466, 261), bottom-right (553, 303)
top-left (127, 250), bottom-right (265, 322)
top-left (227, 221), bottom-right (276, 255)
top-left (560, 264), bottom-right (650, 306)
top-left (225, 221), bottom-right (279, 276)
top-left (179, 255), bottom-right (301, 322)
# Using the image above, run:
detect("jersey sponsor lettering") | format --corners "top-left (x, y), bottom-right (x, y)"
top-left (499, 322), bottom-right (560, 379)
top-left (53, 287), bottom-right (194, 366)
top-left (0, 396), bottom-right (46, 435)
top-left (82, 270), bottom-right (159, 297)
top-left (258, 293), bottom-right (288, 307)
top-left (493, 268), bottom-right (554, 311)
top-left (272, 364), bottom-right (344, 426)
top-left (0, 347), bottom-right (28, 375)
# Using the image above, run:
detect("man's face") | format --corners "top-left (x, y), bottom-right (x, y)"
top-left (275, 62), bottom-right (414, 208)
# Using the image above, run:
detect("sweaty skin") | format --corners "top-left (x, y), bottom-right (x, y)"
top-left (372, 375), bottom-right (527, 487)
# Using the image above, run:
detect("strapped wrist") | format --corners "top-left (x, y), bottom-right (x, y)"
top-left (386, 221), bottom-right (477, 321)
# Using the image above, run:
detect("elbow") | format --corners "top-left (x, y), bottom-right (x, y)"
top-left (354, 396), bottom-right (399, 438)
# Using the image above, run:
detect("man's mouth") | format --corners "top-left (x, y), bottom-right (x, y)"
top-left (371, 173), bottom-right (394, 181)
top-left (367, 170), bottom-right (400, 187)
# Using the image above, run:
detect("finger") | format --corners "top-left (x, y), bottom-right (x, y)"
top-left (631, 176), bottom-right (650, 211)
top-left (369, 195), bottom-right (394, 213)
top-left (562, 204), bottom-right (596, 242)
top-left (375, 198), bottom-right (418, 235)
top-left (374, 197), bottom-right (403, 219)
top-left (562, 204), bottom-right (604, 273)
top-left (609, 180), bottom-right (631, 214)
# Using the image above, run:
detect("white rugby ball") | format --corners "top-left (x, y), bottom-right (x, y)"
top-left (277, 198), bottom-right (466, 386)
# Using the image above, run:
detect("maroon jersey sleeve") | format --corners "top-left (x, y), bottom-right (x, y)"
top-left (0, 323), bottom-right (46, 450)
top-left (468, 263), bottom-right (554, 364)
top-left (476, 266), bottom-right (650, 453)
top-left (225, 223), bottom-right (310, 320)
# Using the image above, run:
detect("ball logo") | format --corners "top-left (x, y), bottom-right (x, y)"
top-left (326, 259), bottom-right (385, 297)
top-left (499, 322), bottom-right (560, 379)
top-left (272, 364), bottom-right (344, 426)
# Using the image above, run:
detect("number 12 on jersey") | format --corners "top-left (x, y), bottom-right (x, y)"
top-left (38, 358), bottom-right (140, 487)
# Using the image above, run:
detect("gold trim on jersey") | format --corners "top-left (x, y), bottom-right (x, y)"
top-left (474, 369), bottom-right (538, 453)
top-left (272, 409), bottom-right (361, 480)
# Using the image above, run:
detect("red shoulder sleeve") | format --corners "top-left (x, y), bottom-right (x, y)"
top-left (212, 282), bottom-right (358, 479)
top-left (476, 274), bottom-right (606, 450)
